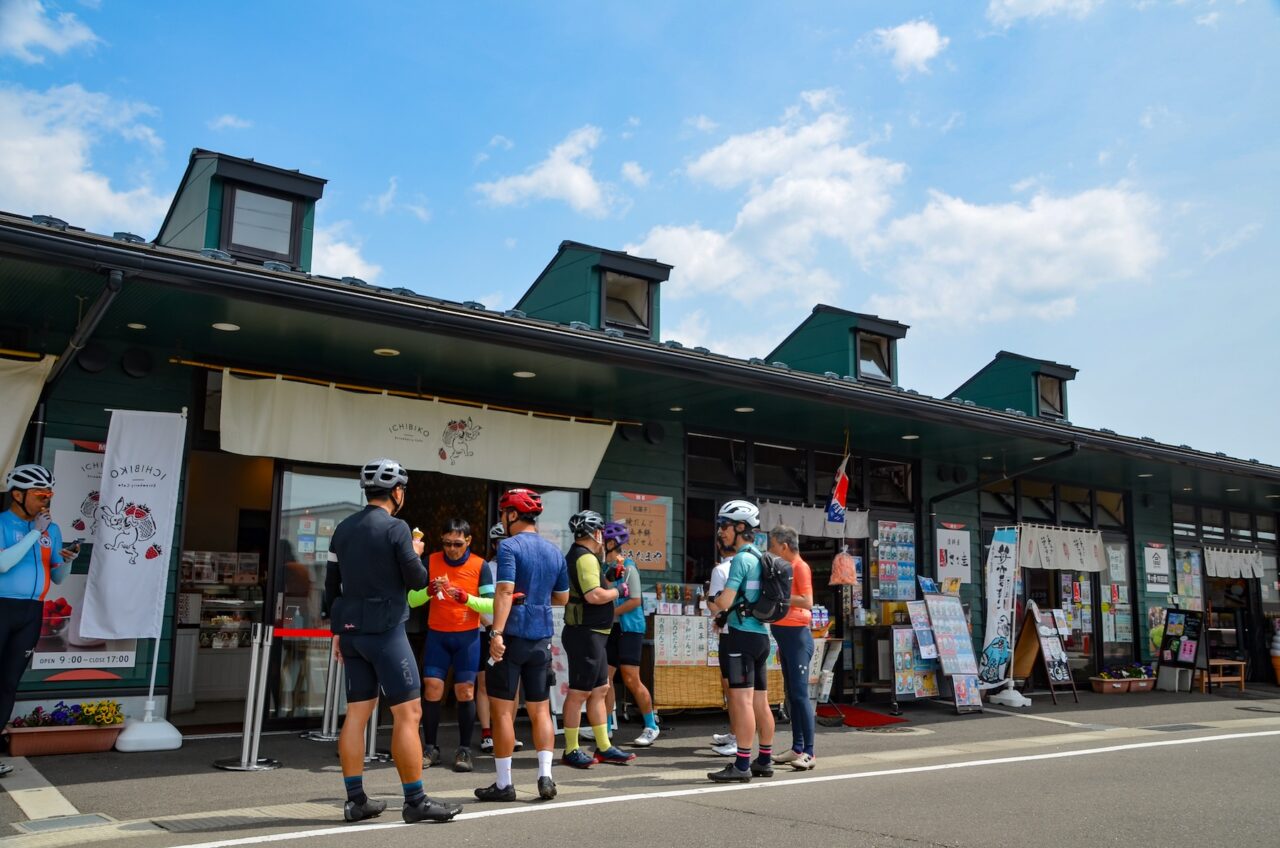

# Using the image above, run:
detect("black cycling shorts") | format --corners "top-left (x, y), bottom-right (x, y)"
top-left (606, 626), bottom-right (643, 668)
top-left (719, 628), bottom-right (770, 691)
top-left (486, 635), bottom-right (552, 702)
top-left (562, 625), bottom-right (609, 691)
top-left (339, 627), bottom-right (421, 706)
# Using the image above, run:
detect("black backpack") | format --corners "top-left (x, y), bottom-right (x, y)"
top-left (734, 545), bottom-right (794, 624)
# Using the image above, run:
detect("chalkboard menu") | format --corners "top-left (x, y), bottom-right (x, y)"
top-left (1158, 608), bottom-right (1205, 669)
top-left (923, 593), bottom-right (978, 675)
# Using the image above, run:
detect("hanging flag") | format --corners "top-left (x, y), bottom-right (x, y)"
top-left (825, 454), bottom-right (850, 523)
top-left (81, 411), bottom-right (186, 640)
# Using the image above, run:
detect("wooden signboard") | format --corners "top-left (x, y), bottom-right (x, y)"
top-left (1011, 602), bottom-right (1079, 704)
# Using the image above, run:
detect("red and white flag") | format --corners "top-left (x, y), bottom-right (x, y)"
top-left (825, 454), bottom-right (850, 523)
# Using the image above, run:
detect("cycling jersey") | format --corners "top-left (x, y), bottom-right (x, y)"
top-left (494, 531), bottom-right (568, 640)
top-left (613, 560), bottom-right (645, 633)
top-left (0, 510), bottom-right (67, 601)
top-left (325, 505), bottom-right (427, 635)
top-left (564, 543), bottom-right (612, 634)
top-left (724, 545), bottom-right (767, 636)
top-left (422, 552), bottom-right (493, 632)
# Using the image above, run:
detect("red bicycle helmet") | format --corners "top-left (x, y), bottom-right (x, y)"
top-left (499, 488), bottom-right (543, 515)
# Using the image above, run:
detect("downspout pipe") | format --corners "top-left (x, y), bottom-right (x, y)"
top-left (30, 268), bottom-right (125, 460)
top-left (927, 442), bottom-right (1081, 523)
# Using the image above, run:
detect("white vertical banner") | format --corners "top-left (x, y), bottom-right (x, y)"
top-left (0, 355), bottom-right (54, 473)
top-left (50, 449), bottom-right (104, 540)
top-left (81, 411), bottom-right (187, 640)
top-left (977, 527), bottom-right (1019, 690)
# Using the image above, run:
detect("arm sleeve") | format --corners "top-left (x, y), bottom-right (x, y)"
top-left (478, 561), bottom-right (495, 597)
top-left (626, 567), bottom-right (641, 599)
top-left (0, 529), bottom-right (42, 574)
top-left (465, 594), bottom-right (494, 615)
top-left (575, 554), bottom-right (602, 593)
top-left (496, 540), bottom-right (516, 585)
top-left (408, 587), bottom-right (430, 609)
top-left (392, 521), bottom-right (429, 591)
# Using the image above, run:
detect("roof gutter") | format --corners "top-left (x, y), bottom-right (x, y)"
top-left (2, 221), bottom-right (1277, 484)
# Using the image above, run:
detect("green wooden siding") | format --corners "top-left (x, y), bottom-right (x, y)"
top-left (299, 201), bottom-right (315, 272)
top-left (204, 175), bottom-right (224, 249)
top-left (516, 247), bottom-right (600, 326)
top-left (951, 355), bottom-right (1039, 416)
top-left (920, 458), bottom-right (984, 643)
top-left (589, 422), bottom-right (686, 589)
top-left (24, 342), bottom-right (197, 698)
top-left (767, 310), bottom-right (855, 377)
top-left (156, 156), bottom-right (218, 250)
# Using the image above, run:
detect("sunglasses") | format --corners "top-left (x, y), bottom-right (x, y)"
top-left (27, 489), bottom-right (53, 497)
top-left (441, 541), bottom-right (468, 549)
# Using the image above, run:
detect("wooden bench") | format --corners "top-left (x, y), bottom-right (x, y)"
top-left (1195, 659), bottom-right (1246, 692)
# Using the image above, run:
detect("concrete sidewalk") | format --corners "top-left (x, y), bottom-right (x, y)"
top-left (4, 684), bottom-right (1279, 844)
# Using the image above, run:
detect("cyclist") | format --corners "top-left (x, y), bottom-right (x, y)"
top-left (475, 488), bottom-right (569, 803)
top-left (560, 511), bottom-right (635, 768)
top-left (704, 500), bottom-right (776, 783)
top-left (477, 522), bottom-right (523, 755)
top-left (767, 524), bottom-right (816, 770)
top-left (407, 518), bottom-right (493, 773)
top-left (325, 458), bottom-right (460, 824)
top-left (601, 522), bottom-right (659, 746)
top-left (1, 464), bottom-right (79, 776)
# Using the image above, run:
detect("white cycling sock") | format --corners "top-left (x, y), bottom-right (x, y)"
top-left (496, 756), bottom-right (513, 789)
top-left (537, 749), bottom-right (553, 778)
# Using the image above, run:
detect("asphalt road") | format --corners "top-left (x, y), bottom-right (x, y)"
top-left (4, 687), bottom-right (1280, 848)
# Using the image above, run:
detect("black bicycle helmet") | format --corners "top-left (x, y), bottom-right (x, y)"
top-left (568, 509), bottom-right (606, 539)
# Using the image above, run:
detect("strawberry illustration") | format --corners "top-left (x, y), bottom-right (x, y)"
top-left (438, 448), bottom-right (447, 460)
top-left (145, 544), bottom-right (164, 560)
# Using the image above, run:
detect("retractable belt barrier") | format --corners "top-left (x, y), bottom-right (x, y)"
top-left (295, 629), bottom-right (344, 743)
top-left (213, 623), bottom-right (282, 771)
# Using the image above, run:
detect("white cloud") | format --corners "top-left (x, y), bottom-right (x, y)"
top-left (0, 83), bottom-right (168, 234)
top-left (474, 125), bottom-right (615, 217)
top-left (311, 222), bottom-right (382, 282)
top-left (473, 134), bottom-right (514, 165)
top-left (207, 114), bottom-right (252, 131)
top-left (0, 0), bottom-right (99, 63)
top-left (365, 176), bottom-right (431, 223)
top-left (684, 115), bottom-right (719, 133)
top-left (986, 0), bottom-right (1103, 27)
top-left (1195, 12), bottom-right (1220, 27)
top-left (864, 186), bottom-right (1162, 323)
top-left (1203, 222), bottom-right (1260, 260)
top-left (620, 161), bottom-right (650, 188)
top-left (874, 20), bottom-right (950, 76)
top-left (1139, 104), bottom-right (1173, 129)
top-left (503, 237), bottom-right (517, 249)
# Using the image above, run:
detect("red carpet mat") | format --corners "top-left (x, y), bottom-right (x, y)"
top-left (816, 704), bottom-right (908, 728)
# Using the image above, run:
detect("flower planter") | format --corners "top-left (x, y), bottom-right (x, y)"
top-left (5, 723), bottom-right (122, 756)
top-left (1089, 676), bottom-right (1130, 694)
top-left (1127, 677), bottom-right (1155, 693)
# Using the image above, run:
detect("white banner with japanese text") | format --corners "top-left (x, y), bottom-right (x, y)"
top-left (977, 527), bottom-right (1018, 690)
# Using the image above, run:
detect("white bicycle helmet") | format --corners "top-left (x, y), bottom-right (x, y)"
top-left (717, 499), bottom-right (760, 528)
top-left (359, 458), bottom-right (409, 491)
top-left (488, 522), bottom-right (507, 541)
top-left (5, 464), bottom-right (54, 491)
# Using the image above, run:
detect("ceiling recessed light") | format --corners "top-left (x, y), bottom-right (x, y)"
top-left (669, 406), bottom-right (684, 412)
top-left (1267, 494), bottom-right (1280, 499)
top-left (513, 371), bottom-right (536, 378)
top-left (211, 322), bottom-right (240, 332)
top-left (1032, 456), bottom-right (1045, 461)
top-left (1182, 487), bottom-right (1193, 492)
top-left (901, 434), bottom-right (920, 440)
top-left (1226, 487), bottom-right (1240, 492)
top-left (1137, 473), bottom-right (1153, 478)
top-left (980, 455), bottom-right (994, 461)
top-left (126, 322), bottom-right (147, 330)
top-left (372, 348), bottom-right (400, 357)
top-left (733, 406), bottom-right (754, 413)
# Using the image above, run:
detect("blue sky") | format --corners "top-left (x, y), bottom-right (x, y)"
top-left (2, 0), bottom-right (1277, 462)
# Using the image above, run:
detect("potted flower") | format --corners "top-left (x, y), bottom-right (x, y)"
top-left (1124, 663), bottom-right (1156, 693)
top-left (1089, 669), bottom-right (1130, 694)
top-left (6, 699), bottom-right (124, 756)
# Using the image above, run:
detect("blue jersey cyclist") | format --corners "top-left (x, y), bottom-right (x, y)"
top-left (602, 521), bottom-right (660, 747)
top-left (324, 458), bottom-right (460, 825)
top-left (1, 464), bottom-right (79, 776)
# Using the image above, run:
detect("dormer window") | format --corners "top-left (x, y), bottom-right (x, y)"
top-left (857, 331), bottom-right (892, 382)
top-left (603, 271), bottom-right (652, 337)
top-left (1037, 374), bottom-right (1064, 419)
top-left (221, 184), bottom-right (301, 266)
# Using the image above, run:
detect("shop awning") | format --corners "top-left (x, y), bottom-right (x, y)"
top-left (219, 371), bottom-right (615, 489)
top-left (1204, 547), bottom-right (1264, 579)
top-left (757, 502), bottom-right (869, 539)
top-left (1017, 523), bottom-right (1105, 572)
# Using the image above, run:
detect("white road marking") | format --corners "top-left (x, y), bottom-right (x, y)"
top-left (982, 707), bottom-right (1091, 727)
top-left (168, 728), bottom-right (1280, 848)
top-left (1, 756), bottom-right (80, 820)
